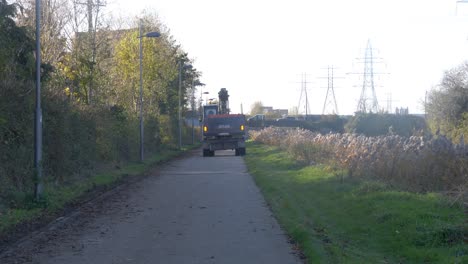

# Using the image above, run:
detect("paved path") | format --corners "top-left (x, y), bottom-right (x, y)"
top-left (1, 150), bottom-right (302, 264)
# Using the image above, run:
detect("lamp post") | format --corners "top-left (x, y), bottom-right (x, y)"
top-left (191, 78), bottom-right (195, 145)
top-left (34, 0), bottom-right (43, 200)
top-left (138, 20), bottom-right (160, 162)
top-left (178, 62), bottom-right (192, 150)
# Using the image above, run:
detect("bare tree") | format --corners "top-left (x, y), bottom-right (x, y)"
top-left (16, 0), bottom-right (70, 66)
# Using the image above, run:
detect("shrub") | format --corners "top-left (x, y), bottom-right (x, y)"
top-left (345, 113), bottom-right (428, 137)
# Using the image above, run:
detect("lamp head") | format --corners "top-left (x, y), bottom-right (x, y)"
top-left (145, 32), bottom-right (161, 38)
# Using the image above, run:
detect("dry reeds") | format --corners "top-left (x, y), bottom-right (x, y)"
top-left (250, 127), bottom-right (467, 194)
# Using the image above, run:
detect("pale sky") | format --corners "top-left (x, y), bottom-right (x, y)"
top-left (107, 0), bottom-right (468, 115)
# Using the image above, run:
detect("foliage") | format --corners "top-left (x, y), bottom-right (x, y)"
top-left (0, 76), bottom-right (35, 201)
top-left (250, 101), bottom-right (264, 115)
top-left (0, 4), bottom-right (202, 212)
top-left (344, 113), bottom-right (427, 137)
top-left (245, 142), bottom-right (467, 263)
top-left (426, 62), bottom-right (468, 142)
top-left (265, 111), bottom-right (281, 119)
top-left (0, 0), bottom-right (35, 80)
top-left (309, 115), bottom-right (346, 133)
top-left (251, 115), bottom-right (346, 133)
top-left (250, 127), bottom-right (468, 195)
top-left (0, 0), bottom-right (36, 205)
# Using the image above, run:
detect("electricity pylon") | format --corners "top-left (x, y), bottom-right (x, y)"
top-left (354, 39), bottom-right (386, 113)
top-left (321, 66), bottom-right (340, 115)
top-left (297, 72), bottom-right (312, 116)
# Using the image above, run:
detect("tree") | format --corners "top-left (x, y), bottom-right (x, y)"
top-left (110, 15), bottom-right (199, 146)
top-left (0, 0), bottom-right (35, 80)
top-left (0, 3), bottom-right (203, 206)
top-left (16, 0), bottom-right (69, 65)
top-left (250, 101), bottom-right (264, 115)
top-left (15, 0), bottom-right (101, 102)
top-left (112, 19), bottom-right (179, 115)
top-left (426, 62), bottom-right (468, 141)
top-left (0, 0), bottom-right (36, 194)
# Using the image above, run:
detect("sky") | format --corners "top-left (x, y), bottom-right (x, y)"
top-left (107, 0), bottom-right (468, 115)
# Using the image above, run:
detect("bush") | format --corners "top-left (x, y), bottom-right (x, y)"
top-left (426, 62), bottom-right (468, 143)
top-left (345, 113), bottom-right (428, 137)
top-left (0, 78), bottom-right (35, 198)
top-left (0, 85), bottom-right (158, 209)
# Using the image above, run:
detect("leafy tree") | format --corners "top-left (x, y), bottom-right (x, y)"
top-left (0, 0), bottom-right (35, 80)
top-left (250, 101), bottom-right (264, 115)
top-left (112, 23), bottom-right (177, 114)
top-left (111, 16), bottom-right (199, 146)
top-left (0, 4), bottom-right (203, 207)
top-left (0, 0), bottom-right (36, 197)
top-left (426, 62), bottom-right (468, 141)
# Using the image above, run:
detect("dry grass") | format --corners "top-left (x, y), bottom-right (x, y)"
top-left (250, 127), bottom-right (468, 197)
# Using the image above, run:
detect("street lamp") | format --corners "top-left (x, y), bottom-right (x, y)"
top-left (138, 20), bottom-right (160, 162)
top-left (34, 0), bottom-right (43, 200)
top-left (178, 61), bottom-right (192, 150)
top-left (191, 78), bottom-right (195, 145)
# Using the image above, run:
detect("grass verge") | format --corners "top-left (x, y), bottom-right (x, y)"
top-left (245, 141), bottom-right (467, 263)
top-left (0, 145), bottom-right (199, 241)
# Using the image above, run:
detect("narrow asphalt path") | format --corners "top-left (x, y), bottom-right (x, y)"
top-left (1, 149), bottom-right (302, 264)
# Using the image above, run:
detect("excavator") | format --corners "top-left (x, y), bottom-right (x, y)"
top-left (201, 88), bottom-right (246, 157)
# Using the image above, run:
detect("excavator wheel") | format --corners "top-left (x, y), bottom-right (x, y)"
top-left (239, 148), bottom-right (246, 156)
top-left (203, 149), bottom-right (210, 157)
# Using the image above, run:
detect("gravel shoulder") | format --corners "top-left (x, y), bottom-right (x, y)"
top-left (0, 149), bottom-right (302, 264)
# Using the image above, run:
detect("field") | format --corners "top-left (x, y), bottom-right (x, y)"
top-left (250, 127), bottom-right (467, 195)
top-left (245, 141), bottom-right (467, 263)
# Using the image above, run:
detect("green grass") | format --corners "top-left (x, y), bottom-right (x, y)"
top-left (245, 141), bottom-right (467, 264)
top-left (0, 145), bottom-right (199, 235)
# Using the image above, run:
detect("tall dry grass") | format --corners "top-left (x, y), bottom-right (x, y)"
top-left (250, 127), bottom-right (467, 197)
